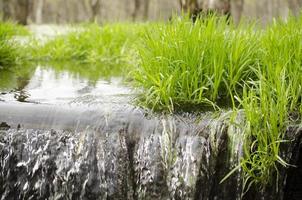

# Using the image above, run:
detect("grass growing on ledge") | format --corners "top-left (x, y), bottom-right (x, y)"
top-left (133, 16), bottom-right (260, 111)
top-left (238, 17), bottom-right (302, 192)
top-left (133, 15), bottom-right (302, 193)
top-left (0, 17), bottom-right (301, 194)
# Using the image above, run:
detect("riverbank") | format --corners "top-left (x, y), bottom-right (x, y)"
top-left (0, 15), bottom-right (301, 196)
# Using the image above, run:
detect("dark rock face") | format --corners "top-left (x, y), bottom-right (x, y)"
top-left (0, 122), bottom-right (10, 130)
top-left (284, 128), bottom-right (302, 200)
top-left (0, 106), bottom-right (245, 200)
top-left (0, 104), bottom-right (301, 200)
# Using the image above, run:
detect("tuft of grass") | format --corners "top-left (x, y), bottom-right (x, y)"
top-left (238, 16), bottom-right (302, 193)
top-left (133, 16), bottom-right (260, 112)
top-left (0, 21), bottom-right (29, 68)
top-left (133, 14), bottom-right (302, 193)
top-left (0, 21), bottom-right (29, 38)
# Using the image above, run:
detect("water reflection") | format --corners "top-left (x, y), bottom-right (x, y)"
top-left (0, 64), bottom-right (36, 92)
top-left (0, 62), bottom-right (132, 106)
top-left (14, 76), bottom-right (31, 102)
top-left (44, 61), bottom-right (128, 85)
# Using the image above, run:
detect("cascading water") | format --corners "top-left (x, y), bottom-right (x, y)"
top-left (0, 64), bottom-right (301, 200)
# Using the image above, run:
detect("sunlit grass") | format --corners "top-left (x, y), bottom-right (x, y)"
top-left (133, 15), bottom-right (302, 193)
top-left (0, 21), bottom-right (29, 38)
top-left (238, 16), bottom-right (302, 193)
top-left (0, 21), bottom-right (29, 68)
top-left (133, 16), bottom-right (260, 111)
top-left (0, 16), bottom-right (301, 194)
top-left (31, 23), bottom-right (148, 73)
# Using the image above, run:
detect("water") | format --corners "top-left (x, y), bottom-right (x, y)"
top-left (0, 62), bottom-right (245, 199)
top-left (0, 112), bottom-right (246, 199)
top-left (0, 63), bottom-right (300, 199)
top-left (0, 64), bottom-right (132, 107)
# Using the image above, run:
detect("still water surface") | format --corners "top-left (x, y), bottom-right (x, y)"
top-left (0, 63), bottom-right (132, 108)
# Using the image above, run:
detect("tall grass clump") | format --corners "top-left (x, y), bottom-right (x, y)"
top-left (0, 21), bottom-right (29, 68)
top-left (133, 15), bottom-right (260, 111)
top-left (0, 21), bottom-right (29, 38)
top-left (134, 14), bottom-right (302, 193)
top-left (238, 16), bottom-right (302, 193)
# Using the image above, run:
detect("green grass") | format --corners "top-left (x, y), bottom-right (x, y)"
top-left (30, 23), bottom-right (147, 72)
top-left (133, 16), bottom-right (260, 111)
top-left (0, 17), bottom-right (301, 194)
top-left (133, 15), bottom-right (302, 193)
top-left (238, 17), bottom-right (302, 193)
top-left (0, 21), bottom-right (29, 38)
top-left (0, 21), bottom-right (29, 68)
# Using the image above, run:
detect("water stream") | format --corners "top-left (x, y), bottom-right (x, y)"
top-left (0, 63), bottom-right (301, 199)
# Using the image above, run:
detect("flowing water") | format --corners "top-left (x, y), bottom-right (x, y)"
top-left (0, 63), bottom-right (247, 199)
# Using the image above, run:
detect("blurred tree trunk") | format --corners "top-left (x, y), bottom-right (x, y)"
top-left (132, 0), bottom-right (150, 21)
top-left (80, 0), bottom-right (92, 21)
top-left (16, 0), bottom-right (30, 25)
top-left (2, 0), bottom-right (10, 21)
top-left (219, 0), bottom-right (231, 15)
top-left (35, 0), bottom-right (44, 24)
top-left (230, 0), bottom-right (244, 23)
top-left (179, 0), bottom-right (230, 20)
top-left (143, 0), bottom-right (150, 20)
top-left (132, 0), bottom-right (141, 20)
top-left (90, 0), bottom-right (101, 21)
top-left (288, 0), bottom-right (302, 16)
top-left (179, 0), bottom-right (199, 13)
top-left (2, 0), bottom-right (30, 24)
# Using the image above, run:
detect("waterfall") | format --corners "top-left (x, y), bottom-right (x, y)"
top-left (1, 102), bottom-right (300, 199)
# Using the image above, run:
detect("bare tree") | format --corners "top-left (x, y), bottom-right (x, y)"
top-left (179, 0), bottom-right (199, 13)
top-left (131, 0), bottom-right (150, 21)
top-left (17, 0), bottom-right (30, 24)
top-left (230, 0), bottom-right (244, 23)
top-left (288, 0), bottom-right (302, 16)
top-left (143, 0), bottom-right (150, 19)
top-left (35, 0), bottom-right (44, 24)
top-left (2, 0), bottom-right (10, 21)
top-left (216, 0), bottom-right (231, 18)
top-left (90, 0), bottom-right (101, 21)
top-left (132, 0), bottom-right (141, 20)
top-left (2, 0), bottom-right (31, 24)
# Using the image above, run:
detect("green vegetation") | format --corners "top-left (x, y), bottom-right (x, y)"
top-left (238, 17), bottom-right (302, 193)
top-left (133, 15), bottom-right (302, 193)
top-left (30, 23), bottom-right (147, 72)
top-left (0, 21), bottom-right (29, 68)
top-left (0, 15), bottom-right (301, 194)
top-left (133, 16), bottom-right (260, 111)
top-left (0, 21), bottom-right (29, 37)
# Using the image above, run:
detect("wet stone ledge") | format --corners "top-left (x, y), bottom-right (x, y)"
top-left (0, 110), bottom-right (301, 200)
